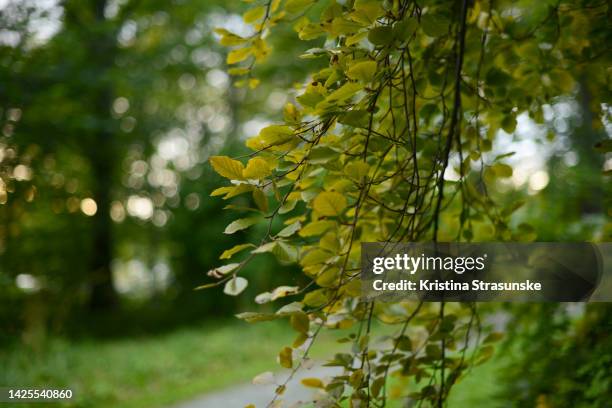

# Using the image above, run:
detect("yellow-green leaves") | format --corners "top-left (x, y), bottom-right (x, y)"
top-left (246, 125), bottom-right (295, 151)
top-left (278, 346), bottom-right (293, 368)
top-left (214, 28), bottom-right (247, 46)
top-left (285, 0), bottom-right (314, 15)
top-left (243, 6), bottom-right (265, 23)
top-left (224, 217), bottom-right (260, 234)
top-left (393, 16), bottom-right (418, 41)
top-left (243, 157), bottom-right (272, 179)
top-left (299, 220), bottom-right (335, 237)
top-left (351, 0), bottom-right (384, 25)
top-left (347, 60), bottom-right (377, 83)
top-left (313, 191), bottom-right (347, 216)
top-left (227, 47), bottom-right (252, 65)
top-left (368, 26), bottom-right (393, 45)
top-left (303, 289), bottom-right (328, 307)
top-left (344, 161), bottom-right (369, 181)
top-left (220, 244), bottom-right (255, 260)
top-left (301, 378), bottom-right (324, 388)
top-left (326, 82), bottom-right (362, 102)
top-left (210, 156), bottom-right (245, 180)
top-left (290, 312), bottom-right (309, 334)
top-left (421, 14), bottom-right (450, 37)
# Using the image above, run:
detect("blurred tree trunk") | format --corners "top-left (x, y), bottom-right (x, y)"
top-left (90, 0), bottom-right (118, 310)
top-left (64, 0), bottom-right (119, 310)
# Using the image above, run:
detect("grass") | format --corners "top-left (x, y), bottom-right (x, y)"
top-left (1, 320), bottom-right (299, 408)
top-left (1, 320), bottom-right (505, 408)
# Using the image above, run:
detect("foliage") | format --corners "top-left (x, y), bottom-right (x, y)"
top-left (209, 0), bottom-right (610, 406)
top-left (0, 0), bottom-right (254, 336)
top-left (499, 304), bottom-right (612, 408)
top-left (0, 321), bottom-right (297, 408)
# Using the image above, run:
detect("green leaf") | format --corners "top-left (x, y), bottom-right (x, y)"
top-left (316, 267), bottom-right (339, 287)
top-left (594, 139), bottom-right (612, 153)
top-left (347, 60), bottom-right (377, 82)
top-left (421, 14), bottom-right (449, 37)
top-left (491, 163), bottom-right (513, 178)
top-left (393, 16), bottom-right (418, 41)
top-left (285, 0), bottom-right (314, 15)
top-left (368, 26), bottom-right (393, 45)
top-left (501, 115), bottom-right (517, 133)
top-left (223, 276), bottom-right (248, 296)
top-left (278, 199), bottom-right (298, 214)
top-left (395, 335), bottom-right (412, 351)
top-left (309, 146), bottom-right (337, 164)
top-left (325, 82), bottom-right (362, 102)
top-left (313, 191), bottom-right (347, 216)
top-left (210, 156), bottom-right (245, 180)
top-left (272, 242), bottom-right (298, 263)
top-left (224, 217), bottom-right (259, 234)
top-left (277, 221), bottom-right (301, 237)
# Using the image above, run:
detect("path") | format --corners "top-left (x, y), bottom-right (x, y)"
top-left (171, 364), bottom-right (340, 408)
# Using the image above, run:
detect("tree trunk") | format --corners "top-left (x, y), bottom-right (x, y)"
top-left (65, 0), bottom-right (119, 310)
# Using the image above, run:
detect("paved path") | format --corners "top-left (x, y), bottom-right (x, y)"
top-left (171, 364), bottom-right (340, 408)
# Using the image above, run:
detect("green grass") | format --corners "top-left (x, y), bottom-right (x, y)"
top-left (1, 321), bottom-right (505, 408)
top-left (1, 320), bottom-right (298, 408)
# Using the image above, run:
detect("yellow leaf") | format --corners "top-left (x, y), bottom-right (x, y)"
top-left (290, 312), bottom-right (309, 333)
top-left (303, 289), bottom-right (328, 307)
top-left (227, 47), bottom-right (252, 64)
top-left (301, 378), bottom-right (324, 388)
top-left (278, 346), bottom-right (293, 368)
top-left (210, 156), bottom-right (245, 180)
top-left (252, 188), bottom-right (268, 212)
top-left (313, 191), bottom-right (347, 216)
top-left (220, 243), bottom-right (254, 260)
top-left (243, 157), bottom-right (272, 179)
top-left (344, 161), bottom-right (370, 180)
top-left (244, 6), bottom-right (265, 23)
top-left (211, 186), bottom-right (234, 197)
top-left (248, 78), bottom-right (260, 89)
top-left (299, 220), bottom-right (335, 237)
top-left (214, 28), bottom-right (247, 46)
